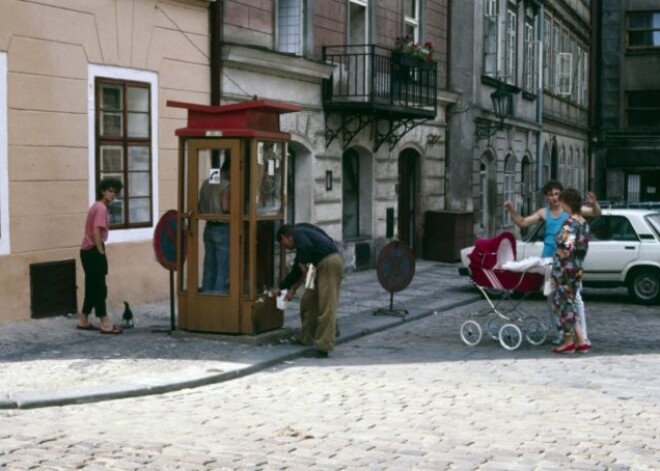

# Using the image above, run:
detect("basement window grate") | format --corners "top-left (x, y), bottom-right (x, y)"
top-left (30, 259), bottom-right (77, 318)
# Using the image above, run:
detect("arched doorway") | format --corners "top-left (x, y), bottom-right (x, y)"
top-left (286, 141), bottom-right (312, 225)
top-left (342, 147), bottom-right (373, 239)
top-left (398, 148), bottom-right (420, 253)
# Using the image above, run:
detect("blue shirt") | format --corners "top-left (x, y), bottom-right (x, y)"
top-left (543, 207), bottom-right (569, 257)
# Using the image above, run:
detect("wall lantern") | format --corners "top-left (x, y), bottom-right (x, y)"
top-left (476, 80), bottom-right (514, 140)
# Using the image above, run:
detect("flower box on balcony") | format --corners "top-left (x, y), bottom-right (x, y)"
top-left (392, 52), bottom-right (435, 70)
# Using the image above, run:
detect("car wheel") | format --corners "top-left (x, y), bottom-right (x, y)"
top-left (627, 268), bottom-right (660, 304)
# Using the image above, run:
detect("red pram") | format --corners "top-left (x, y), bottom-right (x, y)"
top-left (460, 232), bottom-right (548, 350)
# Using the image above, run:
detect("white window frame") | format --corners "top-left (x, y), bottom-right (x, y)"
top-left (555, 52), bottom-right (572, 95)
top-left (88, 64), bottom-right (159, 244)
top-left (0, 52), bottom-right (9, 255)
top-left (483, 0), bottom-right (500, 78)
top-left (404, 0), bottom-right (420, 43)
top-left (504, 7), bottom-right (518, 84)
top-left (349, 0), bottom-right (369, 44)
top-left (277, 0), bottom-right (304, 55)
top-left (523, 19), bottom-right (536, 92)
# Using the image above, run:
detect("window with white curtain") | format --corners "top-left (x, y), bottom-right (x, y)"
top-left (277, 0), bottom-right (304, 55)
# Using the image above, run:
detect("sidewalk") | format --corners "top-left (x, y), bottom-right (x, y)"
top-left (0, 260), bottom-right (478, 409)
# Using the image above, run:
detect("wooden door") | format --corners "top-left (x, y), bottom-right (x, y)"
top-left (180, 139), bottom-right (242, 333)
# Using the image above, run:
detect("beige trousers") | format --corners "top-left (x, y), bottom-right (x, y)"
top-left (298, 253), bottom-right (343, 352)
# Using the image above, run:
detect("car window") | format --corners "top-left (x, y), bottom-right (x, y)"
top-left (646, 213), bottom-right (660, 238)
top-left (589, 216), bottom-right (639, 242)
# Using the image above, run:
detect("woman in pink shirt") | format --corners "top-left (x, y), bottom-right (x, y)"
top-left (76, 178), bottom-right (124, 334)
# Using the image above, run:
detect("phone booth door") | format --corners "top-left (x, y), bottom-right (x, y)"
top-left (179, 138), bottom-right (241, 332)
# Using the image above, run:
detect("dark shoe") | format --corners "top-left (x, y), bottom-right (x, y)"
top-left (304, 349), bottom-right (329, 359)
top-left (552, 343), bottom-right (576, 354)
top-left (575, 343), bottom-right (591, 354)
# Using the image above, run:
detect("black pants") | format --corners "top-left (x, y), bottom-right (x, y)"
top-left (80, 248), bottom-right (108, 318)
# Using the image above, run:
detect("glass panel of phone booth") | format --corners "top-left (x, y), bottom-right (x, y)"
top-left (256, 220), bottom-right (282, 294)
top-left (196, 148), bottom-right (231, 295)
top-left (256, 141), bottom-right (284, 216)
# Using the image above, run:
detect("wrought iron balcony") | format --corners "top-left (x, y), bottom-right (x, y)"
top-left (322, 44), bottom-right (437, 118)
top-left (322, 45), bottom-right (438, 150)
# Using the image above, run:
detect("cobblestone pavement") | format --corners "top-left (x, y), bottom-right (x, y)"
top-left (0, 261), bottom-right (478, 407)
top-left (1, 283), bottom-right (659, 469)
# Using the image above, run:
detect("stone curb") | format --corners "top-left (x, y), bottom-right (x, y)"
top-left (0, 296), bottom-right (480, 410)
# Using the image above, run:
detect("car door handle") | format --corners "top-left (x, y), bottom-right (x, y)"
top-left (624, 246), bottom-right (636, 250)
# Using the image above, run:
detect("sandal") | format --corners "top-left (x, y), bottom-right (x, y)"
top-left (76, 323), bottom-right (99, 331)
top-left (100, 325), bottom-right (123, 335)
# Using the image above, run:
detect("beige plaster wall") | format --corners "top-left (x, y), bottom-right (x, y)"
top-left (0, 0), bottom-right (211, 323)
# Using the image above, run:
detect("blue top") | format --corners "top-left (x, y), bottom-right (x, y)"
top-left (542, 207), bottom-right (569, 257)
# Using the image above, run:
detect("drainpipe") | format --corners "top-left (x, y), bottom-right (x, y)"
top-left (210, 0), bottom-right (223, 105)
top-left (535, 3), bottom-right (544, 204)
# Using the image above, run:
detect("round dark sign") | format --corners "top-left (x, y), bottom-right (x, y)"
top-left (376, 240), bottom-right (415, 293)
top-left (153, 210), bottom-right (185, 271)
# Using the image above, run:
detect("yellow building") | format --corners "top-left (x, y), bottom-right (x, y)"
top-left (0, 0), bottom-right (213, 322)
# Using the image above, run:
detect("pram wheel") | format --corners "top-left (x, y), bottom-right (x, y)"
top-left (499, 323), bottom-right (523, 350)
top-left (460, 320), bottom-right (483, 346)
top-left (523, 317), bottom-right (547, 346)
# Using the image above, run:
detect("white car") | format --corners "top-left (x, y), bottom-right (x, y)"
top-left (459, 209), bottom-right (660, 304)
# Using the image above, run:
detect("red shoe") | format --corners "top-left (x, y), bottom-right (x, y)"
top-left (575, 343), bottom-right (591, 354)
top-left (552, 343), bottom-right (576, 354)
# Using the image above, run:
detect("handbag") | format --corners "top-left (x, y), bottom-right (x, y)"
top-left (543, 263), bottom-right (553, 296)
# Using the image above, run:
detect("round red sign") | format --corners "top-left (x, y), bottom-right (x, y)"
top-left (153, 210), bottom-right (185, 271)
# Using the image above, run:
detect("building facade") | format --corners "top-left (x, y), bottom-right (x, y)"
top-left (0, 0), bottom-right (214, 322)
top-left (0, 0), bottom-right (453, 324)
top-left (448, 0), bottom-right (591, 241)
top-left (592, 0), bottom-right (660, 203)
top-left (218, 0), bottom-right (454, 267)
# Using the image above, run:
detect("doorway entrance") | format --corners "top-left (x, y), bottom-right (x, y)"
top-left (398, 149), bottom-right (420, 252)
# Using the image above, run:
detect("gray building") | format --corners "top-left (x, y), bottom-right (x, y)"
top-left (448, 0), bottom-right (591, 241)
top-left (592, 0), bottom-right (660, 203)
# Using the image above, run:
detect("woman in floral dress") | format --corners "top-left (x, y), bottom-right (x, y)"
top-left (551, 188), bottom-right (591, 354)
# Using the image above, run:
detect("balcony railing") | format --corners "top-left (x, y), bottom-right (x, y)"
top-left (322, 45), bottom-right (438, 119)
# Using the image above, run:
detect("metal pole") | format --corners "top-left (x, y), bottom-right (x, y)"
top-left (170, 270), bottom-right (175, 332)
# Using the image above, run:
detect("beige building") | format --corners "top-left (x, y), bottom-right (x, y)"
top-left (0, 0), bottom-right (213, 323)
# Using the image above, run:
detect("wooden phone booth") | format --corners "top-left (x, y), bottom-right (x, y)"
top-left (168, 99), bottom-right (301, 334)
